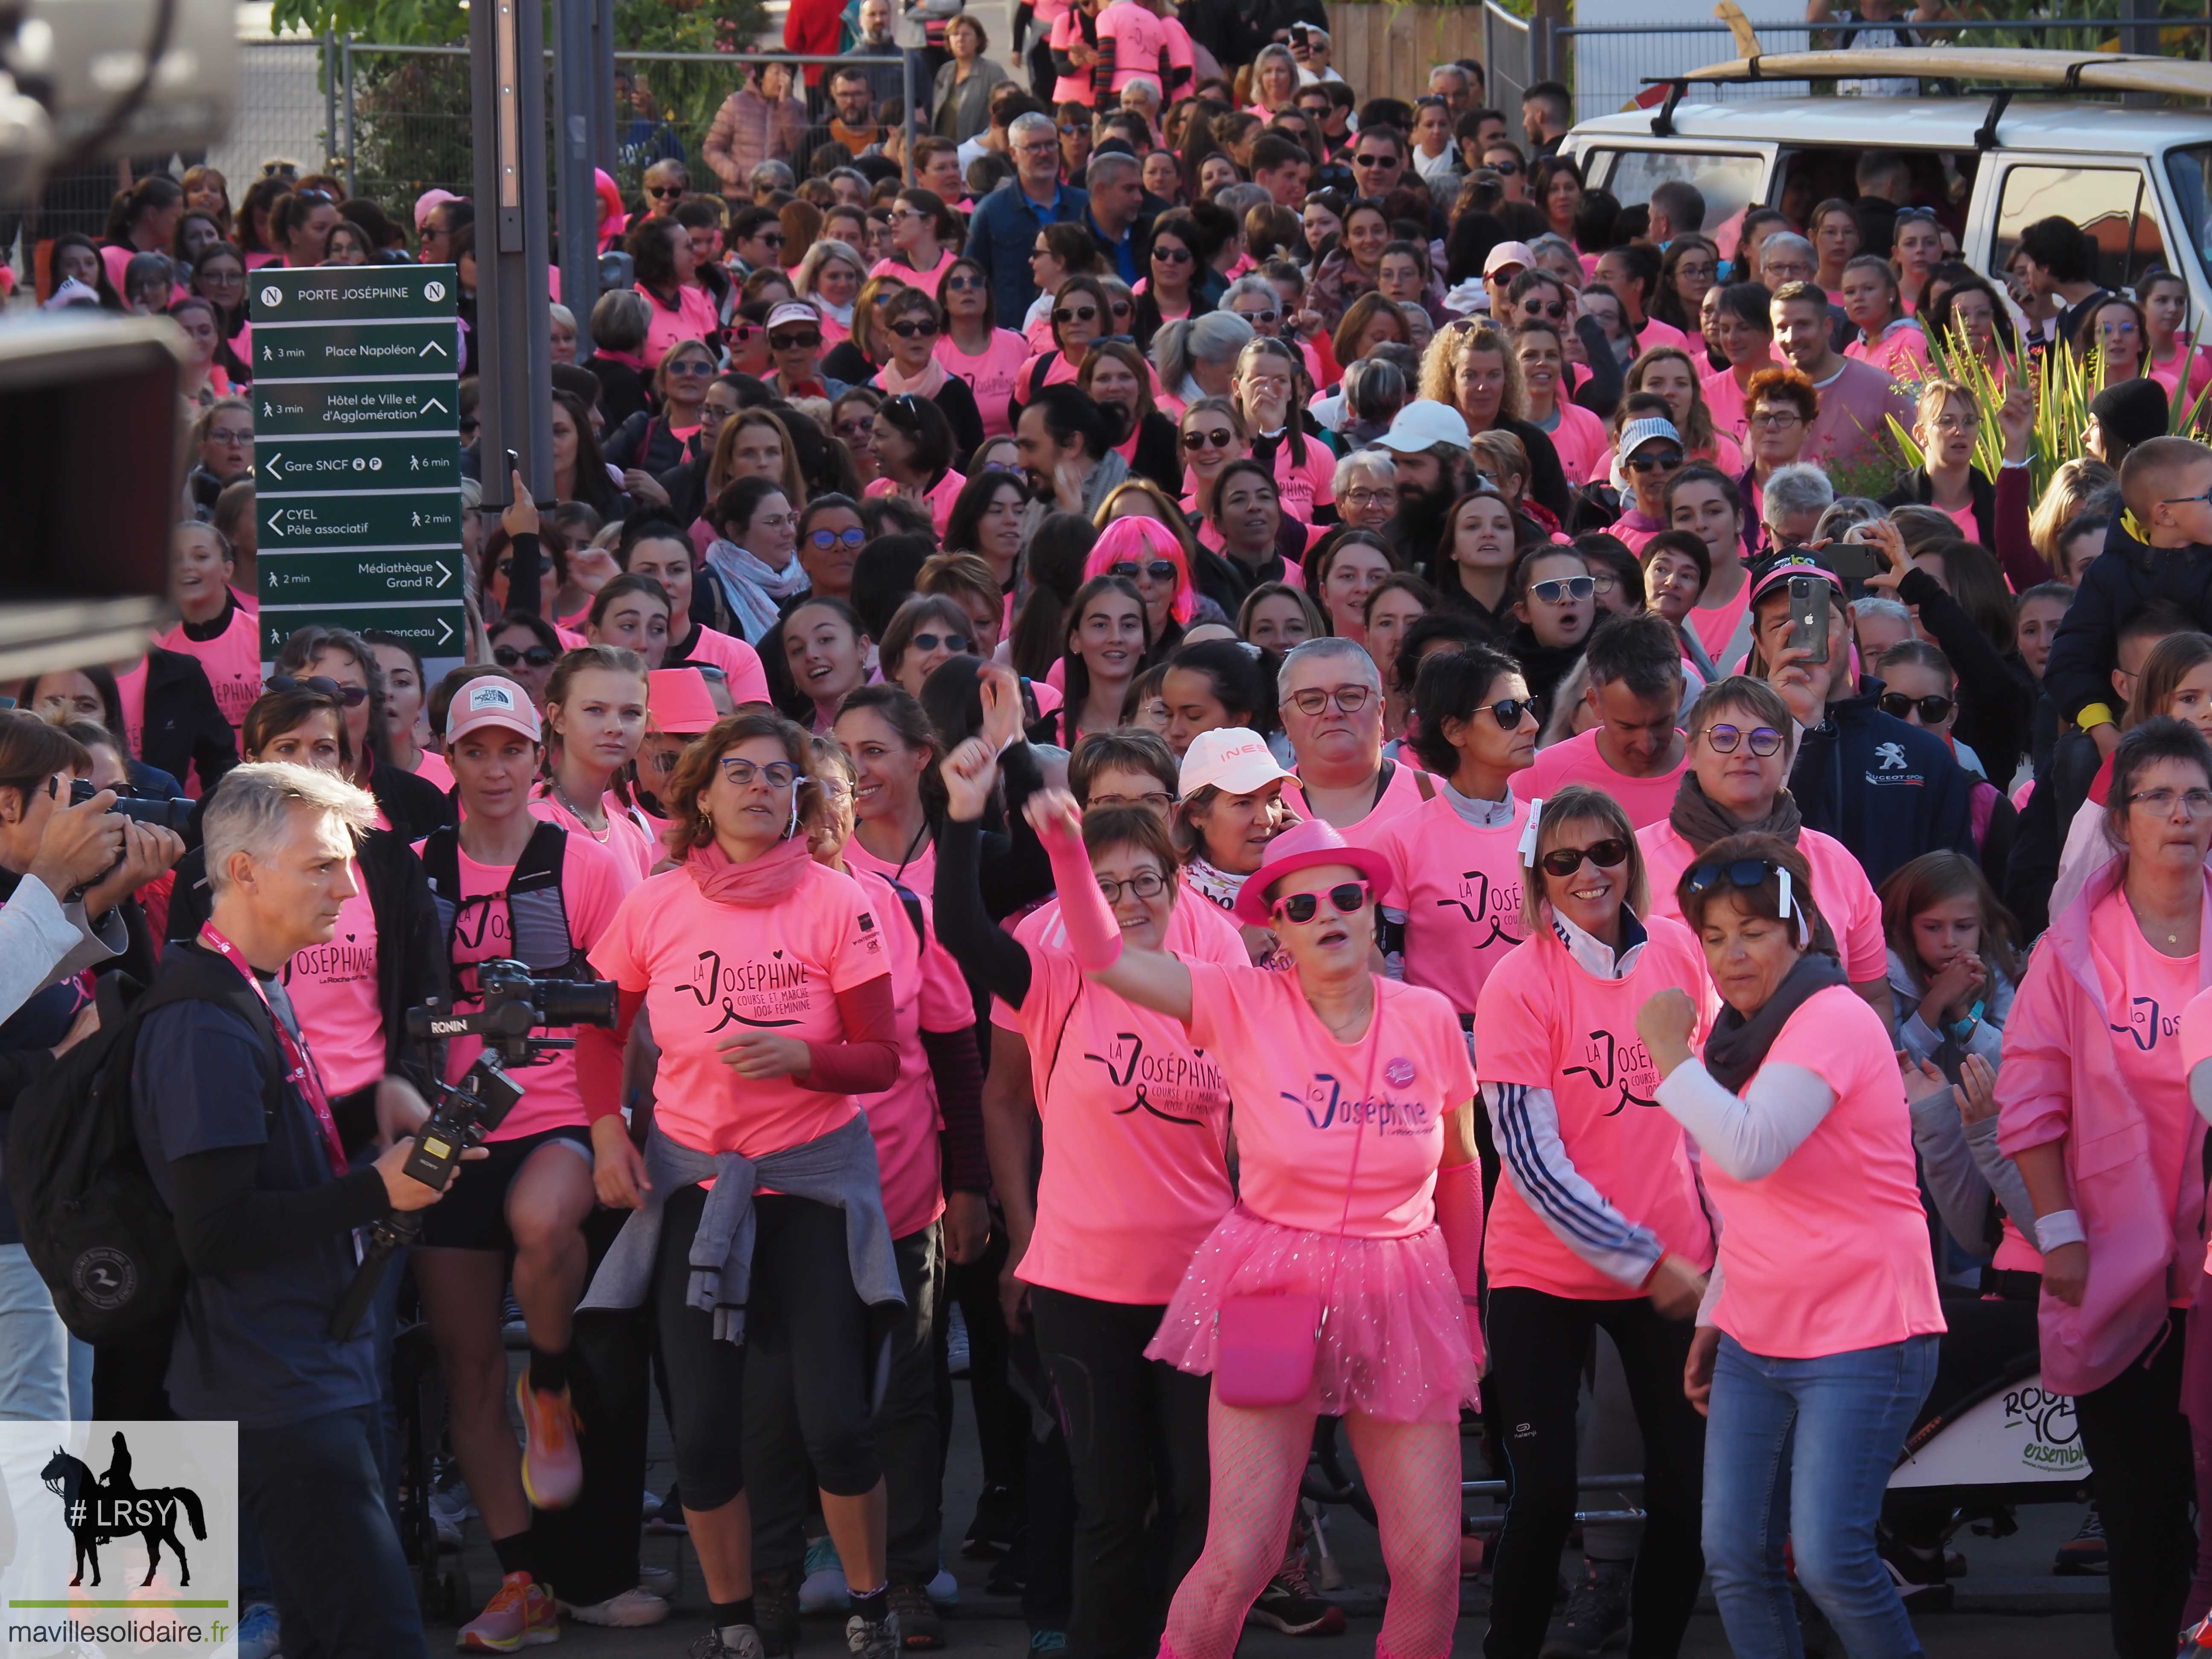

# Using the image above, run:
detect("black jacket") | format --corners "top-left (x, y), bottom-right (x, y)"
top-left (1491, 414), bottom-right (1573, 525)
top-left (137, 647), bottom-right (238, 796)
top-left (1787, 684), bottom-right (1977, 887)
top-left (1892, 565), bottom-right (2034, 786)
top-left (2043, 518), bottom-right (2212, 729)
top-left (367, 755), bottom-right (457, 845)
top-left (1878, 466), bottom-right (1997, 552)
top-left (1128, 411), bottom-right (1182, 492)
top-left (587, 355), bottom-right (653, 430)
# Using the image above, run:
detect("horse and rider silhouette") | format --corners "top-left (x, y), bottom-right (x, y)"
top-left (40, 1432), bottom-right (206, 1588)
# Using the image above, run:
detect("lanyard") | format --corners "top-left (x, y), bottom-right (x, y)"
top-left (198, 925), bottom-right (349, 1176)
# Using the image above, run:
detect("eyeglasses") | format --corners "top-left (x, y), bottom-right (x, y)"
top-left (770, 330), bottom-right (822, 350)
top-left (492, 645), bottom-right (557, 669)
top-left (1880, 692), bottom-right (1955, 723)
top-left (1537, 838), bottom-right (1629, 878)
top-left (666, 358), bottom-right (716, 377)
top-left (810, 526), bottom-right (867, 549)
top-left (946, 274), bottom-right (984, 291)
top-left (1624, 451), bottom-right (1685, 474)
top-left (834, 419), bottom-right (873, 440)
top-left (1700, 723), bottom-right (1783, 756)
top-left (1181, 426), bottom-right (1236, 450)
top-left (1468, 696), bottom-right (1536, 728)
top-left (1272, 879), bottom-right (1371, 925)
top-left (1112, 559), bottom-right (1178, 582)
top-left (718, 756), bottom-right (800, 788)
top-left (1059, 123), bottom-right (1086, 135)
top-left (1096, 869), bottom-right (1167, 902)
top-left (888, 318), bottom-right (940, 339)
top-left (1153, 244), bottom-right (1193, 264)
top-left (2128, 786), bottom-right (2212, 816)
top-left (1528, 575), bottom-right (1595, 603)
top-left (906, 631), bottom-right (971, 654)
top-left (2163, 488), bottom-right (2212, 509)
top-left (1054, 304), bottom-right (1099, 325)
top-left (1286, 684), bottom-right (1374, 716)
top-left (268, 673), bottom-right (370, 707)
top-left (1089, 788), bottom-right (1176, 810)
top-left (207, 427), bottom-right (253, 445)
top-left (1683, 857), bottom-right (1785, 896)
top-left (1750, 410), bottom-right (1802, 430)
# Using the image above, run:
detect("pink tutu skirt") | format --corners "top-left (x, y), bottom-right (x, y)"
top-left (1144, 1205), bottom-right (1481, 1424)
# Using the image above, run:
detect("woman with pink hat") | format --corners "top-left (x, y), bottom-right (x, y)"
top-left (1008, 769), bottom-right (1485, 1659)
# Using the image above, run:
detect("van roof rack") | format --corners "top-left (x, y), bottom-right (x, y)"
top-left (1658, 45), bottom-right (2212, 102)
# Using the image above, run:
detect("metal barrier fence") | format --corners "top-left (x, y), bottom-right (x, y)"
top-left (1481, 0), bottom-right (1534, 123)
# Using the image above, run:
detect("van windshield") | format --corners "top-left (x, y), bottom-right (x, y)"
top-left (1583, 148), bottom-right (1766, 262)
top-left (2167, 145), bottom-right (2212, 288)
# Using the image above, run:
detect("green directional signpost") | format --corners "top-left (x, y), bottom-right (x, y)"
top-left (252, 265), bottom-right (467, 669)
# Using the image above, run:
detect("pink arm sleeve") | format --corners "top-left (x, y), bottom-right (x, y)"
top-left (575, 986), bottom-right (645, 1123)
top-left (1039, 811), bottom-right (1123, 972)
top-left (804, 975), bottom-right (902, 1095)
top-left (1435, 1157), bottom-right (1484, 1303)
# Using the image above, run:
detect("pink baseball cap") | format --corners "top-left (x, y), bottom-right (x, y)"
top-left (445, 676), bottom-right (542, 743)
top-left (648, 667), bottom-right (721, 735)
top-left (1229, 817), bottom-right (1397, 928)
top-left (1483, 241), bottom-right (1537, 279)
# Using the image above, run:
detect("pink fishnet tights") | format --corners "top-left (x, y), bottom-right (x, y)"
top-left (1158, 1400), bottom-right (1463, 1659)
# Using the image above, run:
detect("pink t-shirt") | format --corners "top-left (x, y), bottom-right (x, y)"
top-left (442, 832), bottom-right (629, 1138)
top-left (1699, 983), bottom-right (1946, 1357)
top-left (1017, 352), bottom-right (1082, 401)
top-left (1279, 760), bottom-right (1428, 853)
top-left (638, 282), bottom-right (719, 370)
top-left (1094, 0), bottom-right (1167, 89)
top-left (2150, 346), bottom-right (2212, 402)
top-left (1703, 359), bottom-right (1778, 440)
top-left (682, 625), bottom-right (774, 707)
top-left (1633, 319), bottom-right (1690, 355)
top-left (2087, 888), bottom-right (2201, 1303)
top-left (994, 888), bottom-right (1245, 1036)
top-left (1805, 357), bottom-right (1916, 472)
top-left (1938, 500), bottom-right (1978, 540)
top-left (1685, 579), bottom-right (1752, 666)
top-left (1185, 962), bottom-right (1474, 1238)
top-left (1048, 10), bottom-right (1094, 104)
top-left (852, 867), bottom-right (974, 1238)
top-left (936, 328), bottom-right (1031, 442)
top-left (870, 250), bottom-right (959, 295)
top-left (530, 784), bottom-right (659, 892)
top-left (279, 867), bottom-right (384, 1097)
top-left (863, 468), bottom-right (966, 537)
top-left (843, 832), bottom-right (936, 899)
top-left (411, 748), bottom-right (456, 794)
top-left (157, 599), bottom-right (263, 740)
top-left (1539, 400), bottom-right (1612, 487)
top-left (1845, 320), bottom-right (1931, 383)
top-left (1526, 729), bottom-right (1690, 830)
top-left (1012, 926), bottom-right (1239, 1303)
top-left (114, 657), bottom-right (149, 760)
top-left (1370, 792), bottom-right (1530, 1018)
top-left (589, 860), bottom-right (893, 1158)
top-left (1473, 916), bottom-right (1718, 1298)
top-left (1270, 431), bottom-right (1336, 524)
top-left (1640, 820), bottom-right (1886, 982)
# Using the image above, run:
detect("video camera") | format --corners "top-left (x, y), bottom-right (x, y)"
top-left (330, 959), bottom-right (617, 1338)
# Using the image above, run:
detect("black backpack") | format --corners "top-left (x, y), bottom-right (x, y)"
top-left (7, 953), bottom-right (283, 1343)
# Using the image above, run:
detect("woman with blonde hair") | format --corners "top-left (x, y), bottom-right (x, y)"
top-left (1423, 320), bottom-right (1576, 522)
top-left (708, 405), bottom-right (810, 515)
top-left (1613, 346), bottom-right (1743, 479)
top-left (2028, 457), bottom-right (2118, 571)
top-left (823, 274), bottom-right (905, 387)
top-left (795, 239), bottom-right (867, 349)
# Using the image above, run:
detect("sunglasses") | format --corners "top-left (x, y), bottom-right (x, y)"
top-left (945, 274), bottom-right (983, 291)
top-left (1181, 426), bottom-right (1236, 450)
top-left (1353, 153), bottom-right (1394, 168)
top-left (492, 645), bottom-right (557, 669)
top-left (770, 330), bottom-right (822, 350)
top-left (1235, 307), bottom-right (1281, 325)
top-left (1518, 300), bottom-right (1565, 319)
top-left (1054, 304), bottom-right (1099, 325)
top-left (1153, 244), bottom-right (1193, 264)
top-left (1529, 575), bottom-right (1595, 603)
top-left (753, 232), bottom-right (786, 247)
top-left (1468, 696), bottom-right (1536, 728)
top-left (666, 358), bottom-right (717, 377)
top-left (1683, 857), bottom-right (1784, 897)
top-left (1488, 159), bottom-right (1522, 175)
top-left (1701, 723), bottom-right (1783, 756)
top-left (1624, 451), bottom-right (1685, 474)
top-left (1537, 838), bottom-right (1629, 878)
top-left (268, 673), bottom-right (370, 707)
top-left (810, 526), bottom-right (867, 549)
top-left (1272, 879), bottom-right (1371, 926)
top-left (888, 319), bottom-right (940, 339)
top-left (907, 631), bottom-right (971, 654)
top-left (647, 184), bottom-right (683, 198)
top-left (1112, 559), bottom-right (1178, 582)
top-left (1879, 692), bottom-right (1955, 723)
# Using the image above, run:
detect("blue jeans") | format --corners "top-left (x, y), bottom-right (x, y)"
top-left (1704, 1333), bottom-right (1938, 1658)
top-left (0, 1242), bottom-right (90, 1421)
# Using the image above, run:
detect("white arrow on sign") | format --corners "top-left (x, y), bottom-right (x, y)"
top-left (436, 615), bottom-right (455, 645)
top-left (435, 561), bottom-right (452, 584)
top-left (264, 450), bottom-right (284, 482)
top-left (422, 396), bottom-right (449, 414)
top-left (419, 338), bottom-right (449, 358)
top-left (267, 508), bottom-right (285, 536)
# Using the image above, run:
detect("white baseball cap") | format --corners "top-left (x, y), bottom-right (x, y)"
top-left (1179, 726), bottom-right (1293, 798)
top-left (767, 300), bottom-right (823, 334)
top-left (445, 676), bottom-right (543, 743)
top-left (1377, 402), bottom-right (1472, 454)
top-left (1483, 241), bottom-right (1538, 279)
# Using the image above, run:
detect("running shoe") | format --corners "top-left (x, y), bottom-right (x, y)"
top-left (688, 1628), bottom-right (765, 1659)
top-left (927, 1565), bottom-right (960, 1607)
top-left (642, 1564), bottom-right (678, 1598)
top-left (515, 1376), bottom-right (582, 1511)
top-left (961, 1484), bottom-right (1018, 1558)
top-left (754, 1568), bottom-right (801, 1657)
top-left (501, 1292), bottom-right (529, 1349)
top-left (2053, 1504), bottom-right (2107, 1575)
top-left (1541, 1557), bottom-right (1630, 1657)
top-left (846, 1611), bottom-right (902, 1659)
top-left (1027, 1633), bottom-right (1067, 1655)
top-left (646, 1487), bottom-right (689, 1535)
top-left (801, 1534), bottom-right (851, 1613)
top-left (457, 1572), bottom-right (555, 1652)
top-left (556, 1586), bottom-right (667, 1627)
top-left (1874, 1524), bottom-right (1951, 1610)
top-left (2183, 1611), bottom-right (2212, 1648)
top-left (1245, 1554), bottom-right (1345, 1636)
top-left (889, 1581), bottom-right (944, 1649)
top-left (237, 1601), bottom-right (280, 1659)
top-left (946, 1304), bottom-right (972, 1377)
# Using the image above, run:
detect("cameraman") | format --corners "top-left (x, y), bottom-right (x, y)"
top-left (131, 761), bottom-right (463, 1659)
top-left (416, 677), bottom-right (629, 1652)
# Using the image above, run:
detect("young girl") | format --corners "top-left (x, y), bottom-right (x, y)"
top-left (533, 646), bottom-right (658, 889)
top-left (1841, 255), bottom-right (1930, 382)
top-left (1031, 576), bottom-right (1152, 748)
top-left (1508, 544), bottom-right (1597, 707)
top-left (586, 574), bottom-right (672, 671)
top-left (2142, 269), bottom-right (2212, 403)
top-left (1428, 487), bottom-right (1530, 634)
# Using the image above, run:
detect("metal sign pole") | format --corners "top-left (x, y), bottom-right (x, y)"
top-left (469, 0), bottom-right (555, 504)
top-left (553, 0), bottom-right (602, 358)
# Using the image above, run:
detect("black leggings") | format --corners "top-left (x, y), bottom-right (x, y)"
top-left (1482, 1288), bottom-right (1707, 1659)
top-left (655, 1185), bottom-right (882, 1511)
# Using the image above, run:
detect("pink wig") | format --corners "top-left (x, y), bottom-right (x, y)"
top-left (1084, 513), bottom-right (1198, 626)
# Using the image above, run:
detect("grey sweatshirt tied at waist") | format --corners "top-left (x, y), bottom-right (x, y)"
top-left (580, 1113), bottom-right (905, 1346)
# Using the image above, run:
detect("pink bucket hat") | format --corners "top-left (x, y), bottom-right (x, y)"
top-left (1230, 816), bottom-right (1395, 928)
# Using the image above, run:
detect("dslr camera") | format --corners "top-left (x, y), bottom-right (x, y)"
top-left (68, 775), bottom-right (193, 835)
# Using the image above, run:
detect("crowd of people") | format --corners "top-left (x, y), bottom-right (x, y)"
top-left (23, 14), bottom-right (2212, 1659)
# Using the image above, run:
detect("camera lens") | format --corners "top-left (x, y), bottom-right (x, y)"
top-left (539, 980), bottom-right (618, 1029)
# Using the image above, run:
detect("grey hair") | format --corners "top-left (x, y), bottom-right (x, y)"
top-left (1851, 595), bottom-right (1913, 627)
top-left (202, 762), bottom-right (378, 895)
top-left (1010, 111), bottom-right (1057, 146)
top-left (1277, 636), bottom-right (1384, 700)
top-left (749, 160), bottom-right (796, 193)
top-left (1761, 463), bottom-right (1834, 530)
top-left (1254, 43), bottom-right (1299, 85)
top-left (1813, 497), bottom-right (1886, 545)
top-left (1334, 448), bottom-right (1396, 496)
top-left (797, 237), bottom-right (867, 299)
top-left (1342, 358), bottom-right (1406, 424)
top-left (1215, 182), bottom-right (1271, 222)
top-left (1528, 233), bottom-right (1577, 264)
top-left (1220, 274), bottom-right (1280, 314)
top-left (1121, 75), bottom-right (1161, 106)
top-left (549, 301), bottom-right (576, 332)
top-left (1086, 151), bottom-right (1140, 189)
top-left (1760, 231), bottom-right (1815, 272)
top-left (1152, 311), bottom-right (1255, 391)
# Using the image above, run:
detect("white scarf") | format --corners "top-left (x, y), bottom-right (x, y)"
top-left (702, 538), bottom-right (811, 645)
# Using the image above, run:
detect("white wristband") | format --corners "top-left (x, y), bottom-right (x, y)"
top-left (2034, 1209), bottom-right (2086, 1253)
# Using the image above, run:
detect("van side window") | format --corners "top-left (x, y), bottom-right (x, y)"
top-left (1993, 166), bottom-right (2168, 294)
top-left (1583, 148), bottom-right (1765, 262)
top-left (2164, 146), bottom-right (2212, 291)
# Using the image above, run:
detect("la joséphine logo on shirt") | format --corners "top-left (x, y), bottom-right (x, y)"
top-left (1291, 1072), bottom-right (1431, 1134)
top-left (1082, 1032), bottom-right (1225, 1126)
top-left (1564, 1027), bottom-right (1662, 1115)
top-left (682, 947), bottom-right (812, 1030)
top-left (1436, 868), bottom-right (1524, 950)
top-left (2111, 995), bottom-right (2181, 1052)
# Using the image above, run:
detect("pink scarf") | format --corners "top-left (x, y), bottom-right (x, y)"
top-left (685, 836), bottom-right (811, 906)
top-left (875, 357), bottom-right (949, 399)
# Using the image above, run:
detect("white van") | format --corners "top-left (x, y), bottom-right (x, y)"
top-left (1560, 48), bottom-right (2212, 310)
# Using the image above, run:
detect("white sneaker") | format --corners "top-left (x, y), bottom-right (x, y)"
top-left (642, 1564), bottom-right (677, 1598)
top-left (927, 1567), bottom-right (959, 1607)
top-left (800, 1535), bottom-right (850, 1613)
top-left (557, 1586), bottom-right (669, 1627)
top-left (946, 1304), bottom-right (972, 1377)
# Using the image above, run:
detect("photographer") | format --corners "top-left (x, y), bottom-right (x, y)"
top-left (415, 676), bottom-right (629, 1652)
top-left (131, 762), bottom-right (462, 1659)
top-left (0, 713), bottom-right (183, 1420)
